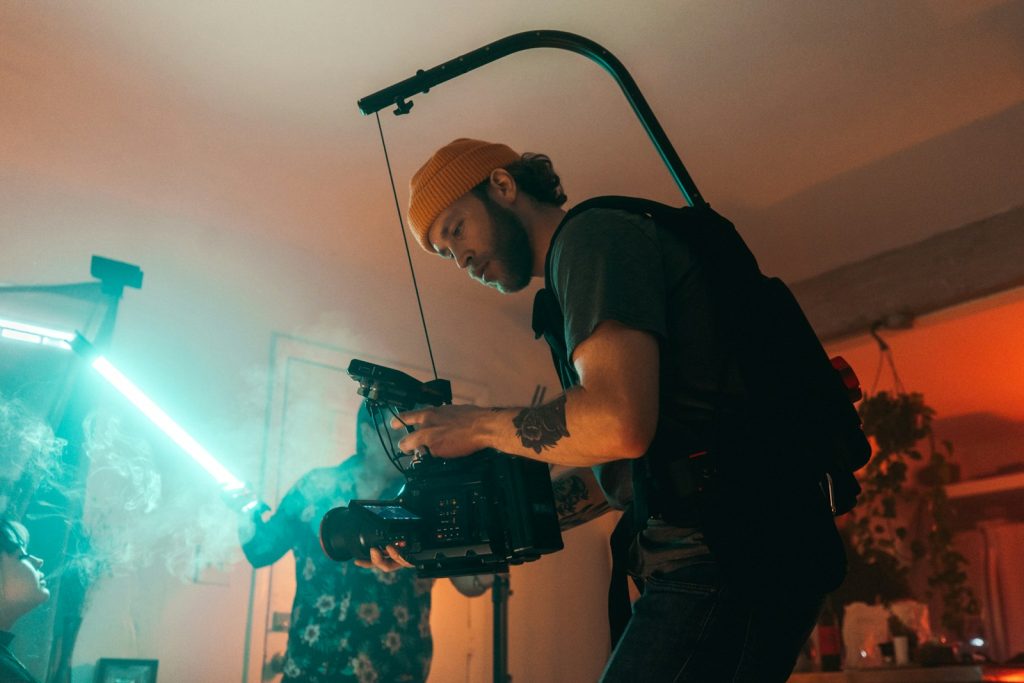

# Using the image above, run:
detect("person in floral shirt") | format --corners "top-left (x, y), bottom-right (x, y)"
top-left (239, 403), bottom-right (484, 683)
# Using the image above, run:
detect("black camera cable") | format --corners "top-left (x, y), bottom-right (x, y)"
top-left (368, 401), bottom-right (410, 476)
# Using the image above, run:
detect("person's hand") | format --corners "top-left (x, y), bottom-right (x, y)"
top-left (221, 485), bottom-right (268, 517)
top-left (354, 545), bottom-right (415, 572)
top-left (392, 404), bottom-right (494, 458)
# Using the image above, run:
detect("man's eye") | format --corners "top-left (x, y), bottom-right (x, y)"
top-left (453, 223), bottom-right (463, 238)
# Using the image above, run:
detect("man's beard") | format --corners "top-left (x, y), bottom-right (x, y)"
top-left (482, 195), bottom-right (533, 293)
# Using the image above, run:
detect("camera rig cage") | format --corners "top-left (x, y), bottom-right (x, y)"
top-left (319, 359), bottom-right (563, 578)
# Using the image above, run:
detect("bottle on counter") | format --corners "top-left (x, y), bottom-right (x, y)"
top-left (818, 596), bottom-right (842, 671)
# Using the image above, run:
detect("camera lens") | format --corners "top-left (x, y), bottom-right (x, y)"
top-left (320, 507), bottom-right (360, 562)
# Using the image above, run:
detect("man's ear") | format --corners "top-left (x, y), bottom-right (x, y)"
top-left (488, 168), bottom-right (517, 205)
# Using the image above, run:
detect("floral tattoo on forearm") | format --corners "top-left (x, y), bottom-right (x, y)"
top-left (552, 474), bottom-right (612, 530)
top-left (513, 395), bottom-right (570, 454)
top-left (553, 474), bottom-right (587, 517)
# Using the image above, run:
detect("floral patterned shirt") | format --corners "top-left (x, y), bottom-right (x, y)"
top-left (242, 455), bottom-right (433, 683)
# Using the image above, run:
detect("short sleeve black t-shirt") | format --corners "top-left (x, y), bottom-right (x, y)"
top-left (547, 207), bottom-right (729, 422)
top-left (550, 209), bottom-right (668, 360)
top-left (546, 206), bottom-right (723, 575)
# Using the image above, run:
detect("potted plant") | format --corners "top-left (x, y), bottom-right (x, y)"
top-left (839, 391), bottom-right (979, 646)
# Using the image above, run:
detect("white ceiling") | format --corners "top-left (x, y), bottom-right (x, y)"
top-left (2, 0), bottom-right (1022, 386)
top-left (5, 1), bottom-right (1021, 251)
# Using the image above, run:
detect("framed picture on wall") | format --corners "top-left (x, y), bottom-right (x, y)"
top-left (94, 658), bottom-right (159, 683)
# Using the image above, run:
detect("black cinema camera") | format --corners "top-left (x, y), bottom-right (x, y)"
top-left (318, 360), bottom-right (564, 578)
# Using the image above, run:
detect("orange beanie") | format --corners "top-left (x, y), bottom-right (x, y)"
top-left (408, 138), bottom-right (520, 251)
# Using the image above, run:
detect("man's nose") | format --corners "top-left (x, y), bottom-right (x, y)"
top-left (454, 250), bottom-right (473, 270)
top-left (30, 555), bottom-right (43, 569)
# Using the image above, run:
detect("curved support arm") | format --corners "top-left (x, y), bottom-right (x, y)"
top-left (357, 30), bottom-right (706, 208)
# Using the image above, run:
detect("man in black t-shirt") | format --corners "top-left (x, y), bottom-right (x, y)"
top-left (364, 138), bottom-right (829, 682)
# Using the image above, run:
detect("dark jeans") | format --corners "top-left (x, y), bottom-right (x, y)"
top-left (599, 557), bottom-right (822, 683)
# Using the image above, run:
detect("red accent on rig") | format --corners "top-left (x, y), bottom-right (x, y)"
top-left (830, 356), bottom-right (863, 403)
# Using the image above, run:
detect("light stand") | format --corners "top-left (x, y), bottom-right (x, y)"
top-left (492, 573), bottom-right (511, 683)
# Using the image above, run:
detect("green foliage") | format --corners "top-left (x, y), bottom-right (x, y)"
top-left (845, 391), bottom-right (980, 637)
top-left (917, 441), bottom-right (981, 636)
top-left (835, 523), bottom-right (912, 605)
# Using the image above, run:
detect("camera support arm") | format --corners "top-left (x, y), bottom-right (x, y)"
top-left (357, 29), bottom-right (707, 209)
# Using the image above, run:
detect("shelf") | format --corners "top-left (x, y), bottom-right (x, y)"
top-left (788, 665), bottom-right (983, 682)
top-left (946, 472), bottom-right (1024, 499)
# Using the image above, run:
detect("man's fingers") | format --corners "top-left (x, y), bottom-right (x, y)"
top-left (385, 544), bottom-right (415, 568)
top-left (360, 546), bottom-right (413, 572)
top-left (397, 432), bottom-right (425, 454)
top-left (393, 409), bottom-right (427, 429)
top-left (368, 546), bottom-right (393, 568)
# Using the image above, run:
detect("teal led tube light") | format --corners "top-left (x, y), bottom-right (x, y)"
top-left (0, 317), bottom-right (74, 349)
top-left (72, 334), bottom-right (246, 493)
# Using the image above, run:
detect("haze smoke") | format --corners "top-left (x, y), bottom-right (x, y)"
top-left (0, 393), bottom-right (66, 517)
top-left (77, 408), bottom-right (245, 584)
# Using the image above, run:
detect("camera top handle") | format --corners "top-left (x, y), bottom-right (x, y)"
top-left (347, 359), bottom-right (452, 411)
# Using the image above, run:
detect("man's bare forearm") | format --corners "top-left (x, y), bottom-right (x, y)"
top-left (552, 467), bottom-right (612, 530)
top-left (488, 386), bottom-right (649, 467)
top-left (394, 322), bottom-right (660, 467)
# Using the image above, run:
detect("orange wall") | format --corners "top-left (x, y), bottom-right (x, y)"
top-left (830, 289), bottom-right (1024, 480)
